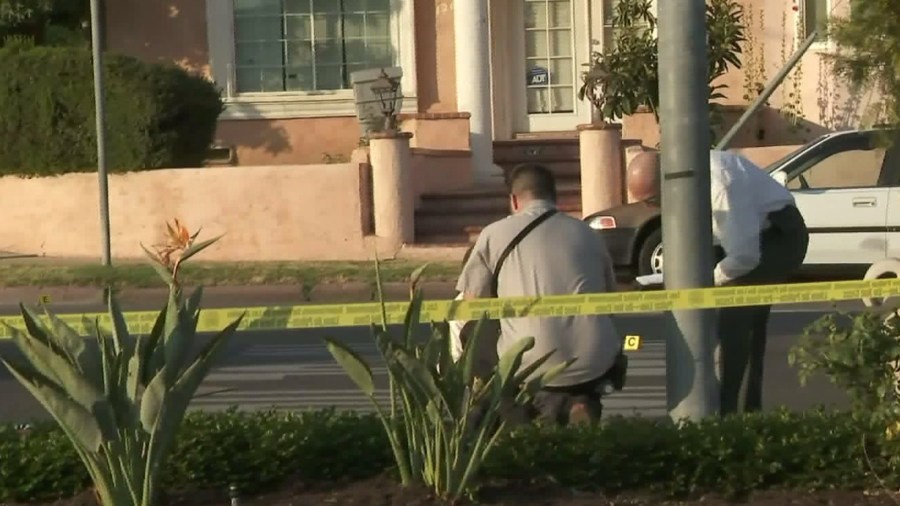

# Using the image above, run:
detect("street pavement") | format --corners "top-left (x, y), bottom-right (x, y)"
top-left (0, 298), bottom-right (863, 423)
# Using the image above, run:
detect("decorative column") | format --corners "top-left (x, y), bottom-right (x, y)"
top-left (577, 122), bottom-right (624, 217)
top-left (454, 0), bottom-right (497, 183)
top-left (369, 131), bottom-right (415, 250)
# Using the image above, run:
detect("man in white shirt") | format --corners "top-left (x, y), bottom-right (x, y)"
top-left (630, 149), bottom-right (809, 415)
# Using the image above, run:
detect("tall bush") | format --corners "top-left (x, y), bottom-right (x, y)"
top-left (324, 263), bottom-right (570, 501)
top-left (827, 0), bottom-right (900, 128)
top-left (789, 308), bottom-right (900, 417)
top-left (578, 0), bottom-right (746, 137)
top-left (0, 45), bottom-right (223, 176)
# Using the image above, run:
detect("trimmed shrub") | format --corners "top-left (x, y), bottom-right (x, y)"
top-left (1, 408), bottom-right (898, 503)
top-left (0, 44), bottom-right (223, 176)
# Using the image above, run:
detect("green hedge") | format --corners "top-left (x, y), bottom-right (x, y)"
top-left (1, 408), bottom-right (897, 503)
top-left (0, 44), bottom-right (223, 176)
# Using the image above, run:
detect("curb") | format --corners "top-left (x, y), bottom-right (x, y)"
top-left (0, 281), bottom-right (460, 311)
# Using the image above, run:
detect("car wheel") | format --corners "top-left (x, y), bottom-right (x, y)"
top-left (637, 228), bottom-right (663, 276)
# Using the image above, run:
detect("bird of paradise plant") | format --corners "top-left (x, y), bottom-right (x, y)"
top-left (0, 219), bottom-right (244, 506)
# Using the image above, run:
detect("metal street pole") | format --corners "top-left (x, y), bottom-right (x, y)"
top-left (657, 0), bottom-right (719, 421)
top-left (89, 0), bottom-right (112, 266)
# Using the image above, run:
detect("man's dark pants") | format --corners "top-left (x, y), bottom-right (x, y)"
top-left (528, 377), bottom-right (605, 425)
top-left (461, 319), bottom-right (613, 427)
top-left (717, 204), bottom-right (809, 415)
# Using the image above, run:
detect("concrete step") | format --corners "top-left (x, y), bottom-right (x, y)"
top-left (418, 188), bottom-right (582, 215)
top-left (493, 137), bottom-right (580, 164)
top-left (496, 160), bottom-right (581, 179)
top-left (415, 208), bottom-right (584, 242)
top-left (512, 131), bottom-right (580, 140)
top-left (493, 136), bottom-right (581, 183)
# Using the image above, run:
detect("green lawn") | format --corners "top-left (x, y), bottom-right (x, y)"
top-left (0, 259), bottom-right (462, 289)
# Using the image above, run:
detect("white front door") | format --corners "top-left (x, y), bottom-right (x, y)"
top-left (509, 0), bottom-right (593, 133)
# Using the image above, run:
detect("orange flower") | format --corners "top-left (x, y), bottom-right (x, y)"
top-left (152, 218), bottom-right (200, 270)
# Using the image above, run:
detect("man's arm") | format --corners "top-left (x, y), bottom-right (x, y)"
top-left (711, 178), bottom-right (763, 286)
top-left (456, 233), bottom-right (493, 299)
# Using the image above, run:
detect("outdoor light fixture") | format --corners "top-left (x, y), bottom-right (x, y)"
top-left (369, 68), bottom-right (402, 133)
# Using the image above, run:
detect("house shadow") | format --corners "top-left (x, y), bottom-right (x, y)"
top-left (714, 105), bottom-right (834, 149)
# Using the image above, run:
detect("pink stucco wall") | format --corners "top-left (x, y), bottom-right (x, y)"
top-left (0, 165), bottom-right (380, 261)
top-left (716, 1), bottom-right (878, 141)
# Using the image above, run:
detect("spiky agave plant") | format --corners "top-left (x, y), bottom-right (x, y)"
top-left (0, 219), bottom-right (245, 506)
top-left (324, 261), bottom-right (572, 500)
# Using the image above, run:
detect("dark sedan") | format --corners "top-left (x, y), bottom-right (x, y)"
top-left (584, 128), bottom-right (900, 278)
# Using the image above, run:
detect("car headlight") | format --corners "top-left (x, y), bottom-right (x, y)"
top-left (587, 216), bottom-right (617, 230)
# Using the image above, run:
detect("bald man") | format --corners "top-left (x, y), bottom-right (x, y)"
top-left (630, 149), bottom-right (809, 415)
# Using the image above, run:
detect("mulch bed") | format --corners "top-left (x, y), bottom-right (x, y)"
top-left (7, 474), bottom-right (899, 506)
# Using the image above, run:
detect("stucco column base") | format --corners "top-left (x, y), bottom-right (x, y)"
top-left (577, 122), bottom-right (624, 217)
top-left (369, 132), bottom-right (415, 251)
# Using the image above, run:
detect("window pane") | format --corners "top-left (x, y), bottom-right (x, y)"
top-left (284, 0), bottom-right (309, 14)
top-left (285, 40), bottom-right (313, 65)
top-left (525, 2), bottom-right (547, 29)
top-left (367, 13), bottom-right (390, 37)
top-left (236, 67), bottom-right (263, 92)
top-left (235, 16), bottom-right (275, 42)
top-left (260, 67), bottom-right (285, 92)
top-left (235, 0), bottom-right (281, 16)
top-left (285, 14), bottom-right (311, 39)
top-left (344, 13), bottom-right (366, 38)
top-left (313, 13), bottom-right (342, 40)
top-left (316, 65), bottom-right (344, 89)
top-left (525, 31), bottom-right (548, 58)
top-left (551, 87), bottom-right (574, 113)
top-left (366, 0), bottom-right (390, 11)
top-left (344, 0), bottom-right (366, 12)
top-left (527, 88), bottom-right (550, 114)
top-left (804, 0), bottom-right (829, 39)
top-left (315, 41), bottom-right (342, 65)
top-left (312, 0), bottom-right (339, 13)
top-left (345, 40), bottom-right (367, 64)
top-left (549, 58), bottom-right (572, 85)
top-left (285, 66), bottom-right (315, 90)
top-left (796, 148), bottom-right (886, 189)
top-left (603, 0), bottom-right (616, 25)
top-left (548, 0), bottom-right (571, 28)
top-left (236, 41), bottom-right (283, 66)
top-left (366, 39), bottom-right (393, 65)
top-left (549, 29), bottom-right (571, 57)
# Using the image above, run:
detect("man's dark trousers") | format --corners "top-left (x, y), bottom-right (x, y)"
top-left (718, 204), bottom-right (809, 415)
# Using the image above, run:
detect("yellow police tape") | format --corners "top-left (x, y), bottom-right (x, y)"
top-left (0, 278), bottom-right (897, 344)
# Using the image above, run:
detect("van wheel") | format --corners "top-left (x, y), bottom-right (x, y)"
top-left (637, 228), bottom-right (663, 276)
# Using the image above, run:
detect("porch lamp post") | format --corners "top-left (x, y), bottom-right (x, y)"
top-left (369, 69), bottom-right (402, 134)
top-left (89, 0), bottom-right (112, 266)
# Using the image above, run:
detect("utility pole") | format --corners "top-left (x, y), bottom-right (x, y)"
top-left (89, 0), bottom-right (112, 266)
top-left (657, 0), bottom-right (718, 421)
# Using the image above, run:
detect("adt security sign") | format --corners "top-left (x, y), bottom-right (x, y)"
top-left (527, 67), bottom-right (548, 85)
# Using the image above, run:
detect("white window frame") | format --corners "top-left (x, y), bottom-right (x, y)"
top-left (801, 0), bottom-right (835, 51)
top-left (206, 0), bottom-right (418, 120)
top-left (597, 0), bottom-right (658, 53)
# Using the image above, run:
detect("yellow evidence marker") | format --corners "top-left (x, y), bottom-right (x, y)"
top-left (624, 334), bottom-right (642, 351)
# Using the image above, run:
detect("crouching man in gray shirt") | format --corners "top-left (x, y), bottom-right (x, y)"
top-left (456, 163), bottom-right (624, 425)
